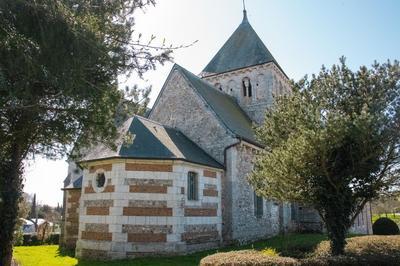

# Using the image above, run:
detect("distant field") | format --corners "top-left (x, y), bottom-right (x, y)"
top-left (372, 213), bottom-right (400, 224)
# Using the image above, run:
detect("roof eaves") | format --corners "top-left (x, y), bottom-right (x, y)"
top-left (78, 156), bottom-right (224, 170)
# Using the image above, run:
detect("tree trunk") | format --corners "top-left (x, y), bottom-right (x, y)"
top-left (319, 188), bottom-right (354, 256)
top-left (0, 143), bottom-right (23, 266)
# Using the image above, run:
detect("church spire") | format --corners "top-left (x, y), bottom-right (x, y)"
top-left (242, 0), bottom-right (248, 22)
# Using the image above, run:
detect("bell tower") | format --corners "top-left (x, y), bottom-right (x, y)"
top-left (201, 9), bottom-right (290, 124)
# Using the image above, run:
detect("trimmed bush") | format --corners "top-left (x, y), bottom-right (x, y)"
top-left (311, 235), bottom-right (400, 266)
top-left (200, 251), bottom-right (298, 266)
top-left (201, 236), bottom-right (400, 266)
top-left (372, 217), bottom-right (399, 235)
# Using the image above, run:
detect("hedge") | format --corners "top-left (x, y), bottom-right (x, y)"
top-left (372, 217), bottom-right (400, 235)
top-left (200, 251), bottom-right (298, 266)
top-left (200, 236), bottom-right (400, 266)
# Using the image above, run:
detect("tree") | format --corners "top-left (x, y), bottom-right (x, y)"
top-left (249, 58), bottom-right (400, 255)
top-left (29, 193), bottom-right (37, 220)
top-left (18, 193), bottom-right (30, 220)
top-left (0, 1), bottom-right (177, 264)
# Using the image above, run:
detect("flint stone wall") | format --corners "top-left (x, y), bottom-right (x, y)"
top-left (149, 70), bottom-right (238, 163)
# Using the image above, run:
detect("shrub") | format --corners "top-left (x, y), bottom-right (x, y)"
top-left (201, 236), bottom-right (400, 266)
top-left (13, 228), bottom-right (24, 246)
top-left (261, 248), bottom-right (279, 257)
top-left (22, 234), bottom-right (42, 246)
top-left (311, 235), bottom-right (400, 266)
top-left (372, 217), bottom-right (399, 235)
top-left (45, 233), bottom-right (60, 245)
top-left (200, 250), bottom-right (298, 266)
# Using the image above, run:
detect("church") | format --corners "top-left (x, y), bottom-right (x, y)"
top-left (61, 9), bottom-right (372, 260)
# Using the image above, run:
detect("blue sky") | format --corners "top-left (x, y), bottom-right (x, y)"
top-left (24, 0), bottom-right (400, 206)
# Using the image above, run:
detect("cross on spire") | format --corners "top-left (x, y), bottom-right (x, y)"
top-left (242, 0), bottom-right (248, 21)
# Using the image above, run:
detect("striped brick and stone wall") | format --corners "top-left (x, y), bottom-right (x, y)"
top-left (75, 159), bottom-right (222, 260)
top-left (61, 189), bottom-right (81, 250)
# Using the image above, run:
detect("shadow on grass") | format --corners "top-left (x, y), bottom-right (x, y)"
top-left (56, 246), bottom-right (76, 258)
top-left (66, 233), bottom-right (330, 266)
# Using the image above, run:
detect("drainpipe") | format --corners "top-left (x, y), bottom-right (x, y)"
top-left (221, 139), bottom-right (241, 244)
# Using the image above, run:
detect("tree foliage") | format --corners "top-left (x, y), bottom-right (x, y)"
top-left (249, 58), bottom-right (400, 255)
top-left (0, 1), bottom-right (175, 265)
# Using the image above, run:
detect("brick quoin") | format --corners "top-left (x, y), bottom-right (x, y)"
top-left (102, 185), bottom-right (115, 193)
top-left (181, 231), bottom-right (219, 243)
top-left (67, 215), bottom-right (78, 223)
top-left (125, 163), bottom-right (173, 172)
top-left (86, 207), bottom-right (110, 215)
top-left (89, 164), bottom-right (112, 173)
top-left (68, 190), bottom-right (81, 202)
top-left (84, 186), bottom-right (95, 194)
top-left (84, 185), bottom-right (114, 194)
top-left (184, 208), bottom-right (217, 217)
top-left (129, 185), bottom-right (168, 194)
top-left (203, 189), bottom-right (218, 197)
top-left (127, 233), bottom-right (166, 243)
top-left (81, 232), bottom-right (112, 241)
top-left (203, 170), bottom-right (217, 178)
top-left (123, 207), bottom-right (172, 216)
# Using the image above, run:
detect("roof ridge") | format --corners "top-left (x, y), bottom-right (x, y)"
top-left (134, 114), bottom-right (183, 132)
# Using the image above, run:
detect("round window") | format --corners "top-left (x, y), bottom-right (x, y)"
top-left (96, 173), bottom-right (106, 188)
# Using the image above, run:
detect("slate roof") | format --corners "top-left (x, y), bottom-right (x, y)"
top-left (81, 116), bottom-right (223, 169)
top-left (64, 175), bottom-right (82, 189)
top-left (202, 11), bottom-right (281, 75)
top-left (174, 64), bottom-right (256, 143)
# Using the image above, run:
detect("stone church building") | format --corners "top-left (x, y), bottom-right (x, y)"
top-left (61, 10), bottom-right (372, 260)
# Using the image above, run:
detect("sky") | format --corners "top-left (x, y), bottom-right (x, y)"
top-left (24, 0), bottom-right (400, 207)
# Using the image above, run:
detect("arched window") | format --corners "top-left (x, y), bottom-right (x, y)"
top-left (187, 172), bottom-right (198, 200)
top-left (242, 77), bottom-right (252, 97)
top-left (254, 191), bottom-right (263, 217)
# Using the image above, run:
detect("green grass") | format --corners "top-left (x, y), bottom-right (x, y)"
top-left (14, 234), bottom-right (328, 266)
top-left (372, 213), bottom-right (400, 224)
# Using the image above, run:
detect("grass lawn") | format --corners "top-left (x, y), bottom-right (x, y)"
top-left (14, 234), bottom-right (328, 266)
top-left (372, 213), bottom-right (400, 224)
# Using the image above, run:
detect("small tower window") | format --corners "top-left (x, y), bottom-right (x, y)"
top-left (187, 172), bottom-right (198, 200)
top-left (242, 77), bottom-right (252, 97)
top-left (215, 83), bottom-right (222, 91)
top-left (254, 191), bottom-right (263, 217)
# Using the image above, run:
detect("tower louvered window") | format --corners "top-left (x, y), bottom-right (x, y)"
top-left (242, 77), bottom-right (252, 97)
top-left (187, 172), bottom-right (198, 200)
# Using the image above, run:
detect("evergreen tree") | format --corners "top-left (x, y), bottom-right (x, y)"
top-left (0, 1), bottom-right (177, 264)
top-left (29, 193), bottom-right (37, 219)
top-left (249, 58), bottom-right (400, 255)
